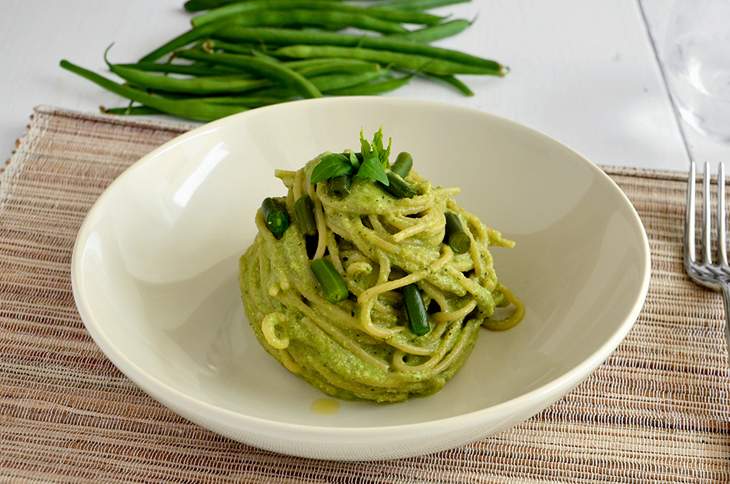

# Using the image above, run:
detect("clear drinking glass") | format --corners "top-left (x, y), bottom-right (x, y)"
top-left (664, 0), bottom-right (730, 142)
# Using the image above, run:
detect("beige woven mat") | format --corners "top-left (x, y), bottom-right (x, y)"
top-left (1, 106), bottom-right (729, 483)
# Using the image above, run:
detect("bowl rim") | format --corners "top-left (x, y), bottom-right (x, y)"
top-left (71, 96), bottom-right (651, 437)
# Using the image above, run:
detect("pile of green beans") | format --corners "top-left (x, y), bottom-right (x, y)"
top-left (60, 0), bottom-right (507, 122)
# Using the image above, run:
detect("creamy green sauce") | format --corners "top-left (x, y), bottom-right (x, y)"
top-left (239, 158), bottom-right (514, 403)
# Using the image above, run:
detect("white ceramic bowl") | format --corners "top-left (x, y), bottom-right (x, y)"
top-left (72, 97), bottom-right (650, 461)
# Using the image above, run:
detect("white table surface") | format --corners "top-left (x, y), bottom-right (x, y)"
top-left (2, 0), bottom-right (723, 170)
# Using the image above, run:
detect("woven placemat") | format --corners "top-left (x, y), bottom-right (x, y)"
top-left (1, 106), bottom-right (729, 483)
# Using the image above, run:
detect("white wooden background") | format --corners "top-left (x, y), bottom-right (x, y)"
top-left (2, 0), bottom-right (726, 170)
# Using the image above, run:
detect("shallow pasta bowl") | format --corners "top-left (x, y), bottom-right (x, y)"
top-left (71, 97), bottom-right (650, 461)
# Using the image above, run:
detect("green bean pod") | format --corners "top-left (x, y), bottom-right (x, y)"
top-left (328, 175), bottom-right (352, 198)
top-left (444, 212), bottom-right (471, 254)
top-left (185, 0), bottom-right (343, 12)
top-left (326, 75), bottom-right (412, 96)
top-left (109, 64), bottom-right (272, 95)
top-left (311, 258), bottom-right (349, 303)
top-left (210, 9), bottom-right (409, 34)
top-left (403, 284), bottom-right (430, 336)
top-left (175, 49), bottom-right (322, 98)
top-left (294, 195), bottom-right (317, 236)
top-left (248, 69), bottom-right (388, 98)
top-left (194, 2), bottom-right (443, 27)
top-left (275, 45), bottom-right (496, 76)
top-left (393, 19), bottom-right (471, 42)
top-left (214, 27), bottom-right (507, 74)
top-left (391, 152), bottom-right (413, 178)
top-left (60, 60), bottom-right (247, 122)
top-left (380, 171), bottom-right (417, 199)
top-left (262, 197), bottom-right (290, 239)
top-left (425, 73), bottom-right (474, 96)
top-left (116, 61), bottom-right (242, 76)
top-left (377, 0), bottom-right (469, 10)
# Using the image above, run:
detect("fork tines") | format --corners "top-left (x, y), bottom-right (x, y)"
top-left (685, 161), bottom-right (727, 272)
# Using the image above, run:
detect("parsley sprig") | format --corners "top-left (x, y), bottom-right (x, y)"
top-left (311, 128), bottom-right (391, 186)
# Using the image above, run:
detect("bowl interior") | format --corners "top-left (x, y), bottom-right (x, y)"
top-left (73, 98), bottom-right (648, 428)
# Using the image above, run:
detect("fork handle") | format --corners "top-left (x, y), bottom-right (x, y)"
top-left (720, 283), bottom-right (730, 354)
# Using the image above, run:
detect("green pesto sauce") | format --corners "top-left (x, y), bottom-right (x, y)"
top-left (238, 160), bottom-right (499, 403)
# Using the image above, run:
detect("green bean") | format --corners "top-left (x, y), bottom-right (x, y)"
top-left (60, 60), bottom-right (247, 122)
top-left (204, 43), bottom-right (382, 75)
top-left (426, 73), bottom-right (473, 96)
top-left (391, 152), bottom-right (412, 177)
top-left (192, 1), bottom-right (442, 28)
top-left (139, 21), bottom-right (225, 62)
top-left (262, 197), bottom-right (290, 239)
top-left (301, 62), bottom-right (381, 78)
top-left (142, 8), bottom-right (408, 63)
top-left (215, 9), bottom-right (408, 34)
top-left (174, 50), bottom-right (322, 98)
top-left (101, 105), bottom-right (161, 115)
top-left (215, 27), bottom-right (507, 74)
top-left (195, 96), bottom-right (284, 107)
top-left (325, 75), bottom-right (412, 95)
top-left (275, 45), bottom-right (499, 75)
top-left (109, 64), bottom-right (272, 95)
top-left (192, 44), bottom-right (381, 76)
top-left (294, 195), bottom-right (317, 236)
top-left (328, 175), bottom-right (352, 198)
top-left (184, 0), bottom-right (342, 13)
top-left (177, 50), bottom-right (388, 93)
top-left (377, 0), bottom-right (469, 10)
top-left (251, 69), bottom-right (388, 98)
top-left (403, 284), bottom-right (429, 336)
top-left (311, 258), bottom-right (349, 303)
top-left (444, 212), bottom-right (470, 254)
top-left (393, 19), bottom-right (471, 42)
top-left (130, 92), bottom-right (282, 108)
top-left (380, 171), bottom-right (416, 198)
top-left (116, 61), bottom-right (242, 76)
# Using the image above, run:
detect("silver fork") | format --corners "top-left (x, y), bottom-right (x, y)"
top-left (685, 161), bottom-right (730, 349)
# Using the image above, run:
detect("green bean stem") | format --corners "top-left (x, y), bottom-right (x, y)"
top-left (101, 105), bottom-right (161, 115)
top-left (215, 27), bottom-right (508, 75)
top-left (444, 212), bottom-right (471, 254)
top-left (294, 195), bottom-right (317, 236)
top-left (403, 284), bottom-right (430, 336)
top-left (311, 258), bottom-right (349, 303)
top-left (139, 21), bottom-right (225, 62)
top-left (202, 39), bottom-right (258, 56)
top-left (262, 197), bottom-right (290, 239)
top-left (60, 60), bottom-right (246, 122)
top-left (391, 152), bottom-right (413, 177)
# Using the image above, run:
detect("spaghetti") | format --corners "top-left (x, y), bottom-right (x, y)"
top-left (239, 152), bottom-right (523, 403)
